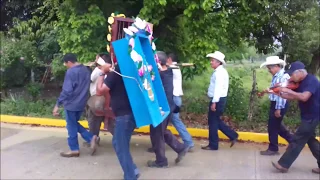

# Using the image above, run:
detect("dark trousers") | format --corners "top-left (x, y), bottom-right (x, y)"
top-left (150, 114), bottom-right (185, 166)
top-left (278, 119), bottom-right (319, 169)
top-left (208, 97), bottom-right (238, 149)
top-left (268, 101), bottom-right (293, 151)
top-left (87, 108), bottom-right (104, 137)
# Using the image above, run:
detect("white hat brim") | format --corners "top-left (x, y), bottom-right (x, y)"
top-left (260, 60), bottom-right (285, 68)
top-left (206, 54), bottom-right (226, 65)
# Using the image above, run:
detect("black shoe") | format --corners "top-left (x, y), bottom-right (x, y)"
top-left (201, 145), bottom-right (218, 151)
top-left (147, 147), bottom-right (154, 153)
top-left (147, 160), bottom-right (168, 168)
top-left (136, 173), bottom-right (141, 179)
top-left (175, 146), bottom-right (188, 164)
top-left (260, 149), bottom-right (279, 156)
top-left (230, 137), bottom-right (238, 148)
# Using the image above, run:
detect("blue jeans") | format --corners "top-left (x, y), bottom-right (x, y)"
top-left (112, 114), bottom-right (139, 180)
top-left (208, 98), bottom-right (238, 149)
top-left (172, 96), bottom-right (194, 147)
top-left (65, 110), bottom-right (93, 151)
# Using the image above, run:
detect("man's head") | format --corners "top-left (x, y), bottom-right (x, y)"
top-left (266, 64), bottom-right (283, 75)
top-left (206, 51), bottom-right (226, 69)
top-left (287, 61), bottom-right (307, 82)
top-left (167, 53), bottom-right (178, 65)
top-left (157, 51), bottom-right (168, 67)
top-left (96, 53), bottom-right (112, 68)
top-left (62, 53), bottom-right (77, 69)
top-left (260, 56), bottom-right (285, 75)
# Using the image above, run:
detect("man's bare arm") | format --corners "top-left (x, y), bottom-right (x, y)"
top-left (96, 76), bottom-right (110, 95)
top-left (281, 89), bottom-right (312, 102)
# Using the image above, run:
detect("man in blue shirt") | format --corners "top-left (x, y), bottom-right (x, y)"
top-left (53, 53), bottom-right (98, 157)
top-left (259, 56), bottom-right (293, 155)
top-left (270, 61), bottom-right (320, 174)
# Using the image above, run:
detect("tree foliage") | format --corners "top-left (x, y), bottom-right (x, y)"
top-left (56, 0), bottom-right (106, 63)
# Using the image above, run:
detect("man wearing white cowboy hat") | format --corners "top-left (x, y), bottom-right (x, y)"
top-left (259, 56), bottom-right (293, 156)
top-left (202, 51), bottom-right (239, 151)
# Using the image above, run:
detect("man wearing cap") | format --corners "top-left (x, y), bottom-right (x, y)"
top-left (271, 61), bottom-right (319, 174)
top-left (202, 51), bottom-right (239, 151)
top-left (147, 51), bottom-right (189, 168)
top-left (259, 56), bottom-right (293, 155)
top-left (52, 53), bottom-right (98, 157)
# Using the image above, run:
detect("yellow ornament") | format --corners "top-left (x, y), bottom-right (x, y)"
top-left (111, 13), bottom-right (115, 17)
top-left (107, 44), bottom-right (110, 52)
top-left (107, 34), bottom-right (111, 42)
top-left (108, 25), bottom-right (112, 33)
top-left (108, 17), bottom-right (114, 24)
top-left (117, 14), bottom-right (126, 18)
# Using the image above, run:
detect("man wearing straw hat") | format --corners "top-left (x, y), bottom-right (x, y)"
top-left (259, 56), bottom-right (293, 156)
top-left (202, 51), bottom-right (239, 151)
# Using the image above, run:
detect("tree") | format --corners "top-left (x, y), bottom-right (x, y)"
top-left (250, 0), bottom-right (320, 74)
top-left (56, 0), bottom-right (106, 63)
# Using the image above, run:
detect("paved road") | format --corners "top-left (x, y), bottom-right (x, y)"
top-left (1, 123), bottom-right (319, 179)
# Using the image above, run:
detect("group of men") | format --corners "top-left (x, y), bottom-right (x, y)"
top-left (53, 50), bottom-right (319, 180)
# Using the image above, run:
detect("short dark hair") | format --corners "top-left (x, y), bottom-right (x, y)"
top-left (157, 51), bottom-right (168, 66)
top-left (168, 53), bottom-right (178, 63)
top-left (62, 53), bottom-right (77, 63)
top-left (99, 53), bottom-right (112, 64)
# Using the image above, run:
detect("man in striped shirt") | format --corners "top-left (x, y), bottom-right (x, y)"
top-left (259, 56), bottom-right (293, 156)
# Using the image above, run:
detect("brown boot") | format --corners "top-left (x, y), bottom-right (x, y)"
top-left (271, 161), bottom-right (288, 173)
top-left (90, 135), bottom-right (98, 155)
top-left (60, 151), bottom-right (80, 158)
top-left (312, 168), bottom-right (320, 174)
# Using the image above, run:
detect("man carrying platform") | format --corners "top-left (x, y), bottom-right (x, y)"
top-left (147, 51), bottom-right (189, 168)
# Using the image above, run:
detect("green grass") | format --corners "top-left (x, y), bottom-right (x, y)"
top-left (183, 62), bottom-right (272, 97)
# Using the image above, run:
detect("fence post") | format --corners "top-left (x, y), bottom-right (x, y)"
top-left (247, 68), bottom-right (257, 122)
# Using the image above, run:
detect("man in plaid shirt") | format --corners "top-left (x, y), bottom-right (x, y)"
top-left (259, 56), bottom-right (293, 156)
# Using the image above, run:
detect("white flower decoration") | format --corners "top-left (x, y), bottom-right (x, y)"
top-left (130, 50), bottom-right (143, 62)
top-left (134, 17), bottom-right (147, 30)
top-left (123, 28), bottom-right (134, 36)
top-left (152, 42), bottom-right (156, 50)
top-left (128, 26), bottom-right (139, 33)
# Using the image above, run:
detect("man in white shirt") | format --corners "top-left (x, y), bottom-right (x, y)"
top-left (86, 54), bottom-right (113, 145)
top-left (201, 51), bottom-right (239, 151)
top-left (167, 53), bottom-right (194, 151)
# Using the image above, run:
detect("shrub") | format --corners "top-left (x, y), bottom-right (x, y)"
top-left (225, 75), bottom-right (249, 121)
top-left (26, 82), bottom-right (44, 101)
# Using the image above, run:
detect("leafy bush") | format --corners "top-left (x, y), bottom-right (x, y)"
top-left (0, 98), bottom-right (56, 118)
top-left (26, 82), bottom-right (44, 101)
top-left (225, 75), bottom-right (249, 121)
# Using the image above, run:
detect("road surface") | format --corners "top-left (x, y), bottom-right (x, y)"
top-left (1, 123), bottom-right (319, 179)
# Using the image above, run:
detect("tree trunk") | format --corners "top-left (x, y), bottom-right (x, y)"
top-left (247, 69), bottom-right (257, 123)
top-left (308, 51), bottom-right (320, 75)
top-left (31, 68), bottom-right (35, 82)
